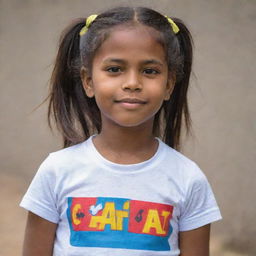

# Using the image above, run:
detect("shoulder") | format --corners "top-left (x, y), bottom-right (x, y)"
top-left (49, 140), bottom-right (87, 163)
top-left (159, 140), bottom-right (207, 183)
top-left (159, 140), bottom-right (203, 174)
top-left (37, 138), bottom-right (92, 177)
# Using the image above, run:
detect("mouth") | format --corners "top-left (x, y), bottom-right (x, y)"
top-left (115, 98), bottom-right (147, 104)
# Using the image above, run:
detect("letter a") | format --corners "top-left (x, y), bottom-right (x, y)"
top-left (142, 209), bottom-right (166, 235)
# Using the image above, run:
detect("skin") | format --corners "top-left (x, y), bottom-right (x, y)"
top-left (179, 224), bottom-right (210, 256)
top-left (82, 25), bottom-right (173, 164)
top-left (22, 25), bottom-right (210, 255)
top-left (23, 212), bottom-right (57, 255)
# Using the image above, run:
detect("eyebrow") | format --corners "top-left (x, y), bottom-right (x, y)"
top-left (143, 59), bottom-right (164, 66)
top-left (102, 58), bottom-right (164, 66)
top-left (103, 58), bottom-right (125, 64)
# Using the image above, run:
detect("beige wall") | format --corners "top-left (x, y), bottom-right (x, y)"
top-left (0, 0), bottom-right (255, 255)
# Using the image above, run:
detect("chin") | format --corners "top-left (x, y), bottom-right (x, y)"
top-left (113, 118), bottom-right (154, 129)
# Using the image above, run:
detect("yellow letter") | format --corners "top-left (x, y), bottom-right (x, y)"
top-left (72, 204), bottom-right (82, 225)
top-left (89, 202), bottom-right (117, 230)
top-left (123, 201), bottom-right (130, 210)
top-left (116, 210), bottom-right (129, 230)
top-left (142, 209), bottom-right (166, 235)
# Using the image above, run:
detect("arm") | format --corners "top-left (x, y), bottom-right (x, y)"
top-left (22, 211), bottom-right (57, 256)
top-left (179, 224), bottom-right (210, 256)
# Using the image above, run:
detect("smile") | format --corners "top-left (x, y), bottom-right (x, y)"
top-left (114, 98), bottom-right (147, 109)
top-left (115, 98), bottom-right (147, 104)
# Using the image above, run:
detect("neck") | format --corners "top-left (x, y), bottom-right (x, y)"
top-left (92, 120), bottom-right (158, 164)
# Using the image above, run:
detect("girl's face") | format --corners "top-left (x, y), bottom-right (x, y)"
top-left (82, 25), bottom-right (174, 131)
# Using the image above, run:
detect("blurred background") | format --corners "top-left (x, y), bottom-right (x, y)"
top-left (0, 0), bottom-right (255, 255)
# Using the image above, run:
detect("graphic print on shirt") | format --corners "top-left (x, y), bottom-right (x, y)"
top-left (67, 197), bottom-right (174, 251)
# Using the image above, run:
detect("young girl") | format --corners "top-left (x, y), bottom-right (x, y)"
top-left (20, 6), bottom-right (221, 256)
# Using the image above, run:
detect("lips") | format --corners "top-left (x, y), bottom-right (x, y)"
top-left (115, 98), bottom-right (147, 104)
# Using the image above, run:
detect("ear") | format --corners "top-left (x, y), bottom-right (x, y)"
top-left (81, 66), bottom-right (94, 98)
top-left (164, 75), bottom-right (175, 101)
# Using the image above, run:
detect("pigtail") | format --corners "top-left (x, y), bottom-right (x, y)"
top-left (163, 19), bottom-right (193, 150)
top-left (48, 19), bottom-right (100, 147)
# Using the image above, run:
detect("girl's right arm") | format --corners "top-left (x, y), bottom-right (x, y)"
top-left (23, 211), bottom-right (57, 256)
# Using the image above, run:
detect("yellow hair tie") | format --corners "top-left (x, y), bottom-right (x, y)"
top-left (165, 16), bottom-right (179, 34)
top-left (79, 14), bottom-right (98, 36)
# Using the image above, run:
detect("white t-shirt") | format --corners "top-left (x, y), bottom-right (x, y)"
top-left (20, 136), bottom-right (222, 256)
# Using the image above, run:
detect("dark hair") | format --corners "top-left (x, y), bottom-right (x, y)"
top-left (48, 6), bottom-right (193, 150)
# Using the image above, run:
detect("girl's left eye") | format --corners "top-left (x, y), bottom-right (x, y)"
top-left (143, 68), bottom-right (160, 75)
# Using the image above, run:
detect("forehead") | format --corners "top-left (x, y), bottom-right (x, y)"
top-left (93, 24), bottom-right (166, 64)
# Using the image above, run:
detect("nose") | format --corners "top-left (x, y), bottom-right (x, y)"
top-left (122, 70), bottom-right (142, 91)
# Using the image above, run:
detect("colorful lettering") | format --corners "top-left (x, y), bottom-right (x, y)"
top-left (72, 203), bottom-right (82, 225)
top-left (67, 197), bottom-right (174, 251)
top-left (142, 209), bottom-right (166, 235)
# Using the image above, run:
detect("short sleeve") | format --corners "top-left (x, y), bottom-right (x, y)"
top-left (179, 164), bottom-right (222, 231)
top-left (20, 155), bottom-right (59, 223)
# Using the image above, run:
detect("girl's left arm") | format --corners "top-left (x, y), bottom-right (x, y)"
top-left (179, 224), bottom-right (210, 256)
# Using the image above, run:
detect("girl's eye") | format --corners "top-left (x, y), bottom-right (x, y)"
top-left (143, 68), bottom-right (160, 75)
top-left (106, 67), bottom-right (122, 73)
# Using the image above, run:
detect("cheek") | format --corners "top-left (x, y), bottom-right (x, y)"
top-left (93, 86), bottom-right (114, 101)
top-left (148, 82), bottom-right (169, 98)
top-left (149, 88), bottom-right (169, 112)
top-left (93, 87), bottom-right (114, 111)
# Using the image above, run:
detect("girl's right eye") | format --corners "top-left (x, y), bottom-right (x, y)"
top-left (106, 67), bottom-right (122, 73)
